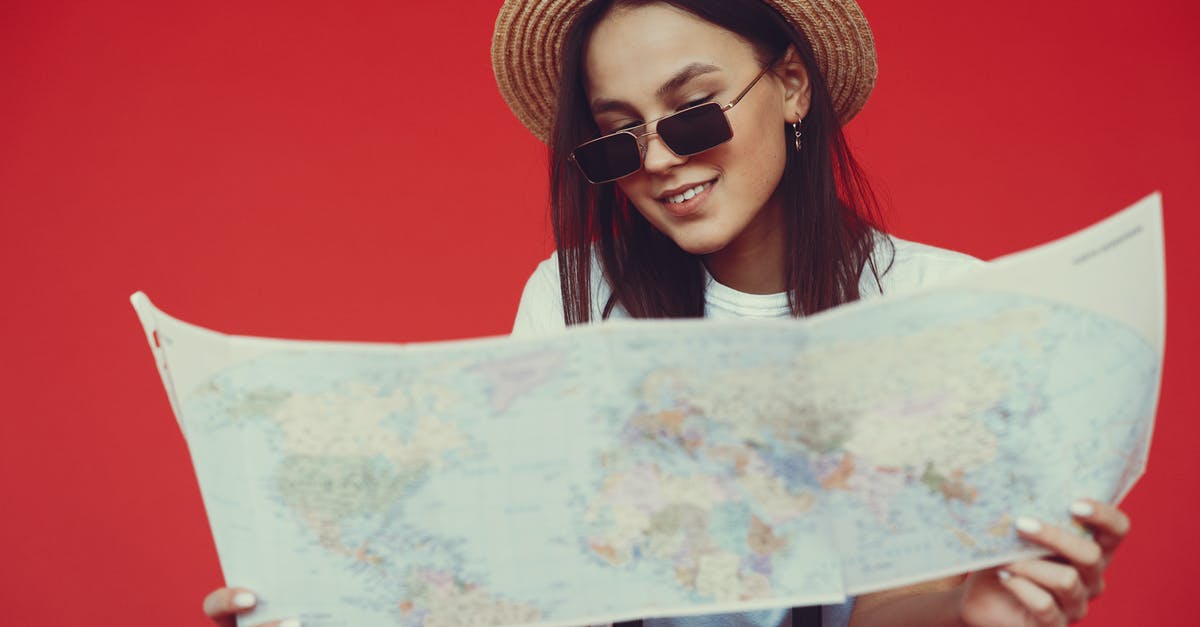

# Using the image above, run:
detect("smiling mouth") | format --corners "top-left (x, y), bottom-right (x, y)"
top-left (661, 179), bottom-right (716, 205)
top-left (658, 178), bottom-right (717, 218)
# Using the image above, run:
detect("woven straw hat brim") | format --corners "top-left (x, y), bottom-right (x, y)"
top-left (492, 0), bottom-right (877, 144)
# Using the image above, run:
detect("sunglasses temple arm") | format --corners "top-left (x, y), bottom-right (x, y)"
top-left (725, 57), bottom-right (779, 110)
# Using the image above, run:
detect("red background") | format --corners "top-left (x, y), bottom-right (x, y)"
top-left (1, 1), bottom-right (1196, 624)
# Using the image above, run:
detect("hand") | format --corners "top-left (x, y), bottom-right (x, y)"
top-left (958, 499), bottom-right (1130, 626)
top-left (202, 587), bottom-right (301, 627)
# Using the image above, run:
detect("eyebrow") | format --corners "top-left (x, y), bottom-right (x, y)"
top-left (590, 62), bottom-right (722, 116)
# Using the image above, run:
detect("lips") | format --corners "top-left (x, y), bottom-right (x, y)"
top-left (658, 179), bottom-right (716, 203)
top-left (659, 178), bottom-right (717, 217)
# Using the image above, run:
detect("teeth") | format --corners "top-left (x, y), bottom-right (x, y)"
top-left (666, 182), bottom-right (711, 204)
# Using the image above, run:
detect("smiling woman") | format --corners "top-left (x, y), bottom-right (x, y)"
top-left (198, 1), bottom-right (1134, 626)
top-left (536, 0), bottom-right (887, 322)
top-left (498, 1), bottom-right (1132, 626)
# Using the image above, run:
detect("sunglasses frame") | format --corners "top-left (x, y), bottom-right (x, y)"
top-left (570, 60), bottom-right (778, 184)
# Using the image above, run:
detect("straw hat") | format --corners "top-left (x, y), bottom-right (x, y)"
top-left (491, 0), bottom-right (878, 143)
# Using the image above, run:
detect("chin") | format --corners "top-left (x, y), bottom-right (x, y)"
top-left (668, 232), bottom-right (729, 256)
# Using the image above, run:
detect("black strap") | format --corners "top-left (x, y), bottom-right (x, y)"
top-left (794, 605), bottom-right (823, 626)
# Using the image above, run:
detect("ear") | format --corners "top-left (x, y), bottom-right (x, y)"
top-left (775, 46), bottom-right (811, 122)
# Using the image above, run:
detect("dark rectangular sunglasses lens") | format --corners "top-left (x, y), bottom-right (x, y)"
top-left (573, 132), bottom-right (641, 182)
top-left (658, 103), bottom-right (732, 156)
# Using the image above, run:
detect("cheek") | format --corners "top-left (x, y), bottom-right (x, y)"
top-left (616, 172), bottom-right (670, 214)
top-left (724, 121), bottom-right (787, 200)
top-left (614, 180), bottom-right (662, 227)
top-left (615, 179), bottom-right (646, 210)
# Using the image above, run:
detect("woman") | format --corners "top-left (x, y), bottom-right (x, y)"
top-left (204, 1), bottom-right (1131, 625)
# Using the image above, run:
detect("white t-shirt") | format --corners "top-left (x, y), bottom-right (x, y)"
top-left (513, 235), bottom-right (984, 334)
top-left (509, 234), bottom-right (984, 627)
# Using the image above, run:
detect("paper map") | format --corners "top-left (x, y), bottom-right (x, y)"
top-left (132, 193), bottom-right (1165, 626)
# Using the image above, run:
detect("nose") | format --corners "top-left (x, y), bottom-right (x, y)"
top-left (640, 133), bottom-right (686, 175)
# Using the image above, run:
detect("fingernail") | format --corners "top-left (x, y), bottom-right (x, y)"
top-left (279, 619), bottom-right (302, 627)
top-left (1070, 500), bottom-right (1095, 517)
top-left (998, 569), bottom-right (1013, 582)
top-left (1015, 516), bottom-right (1042, 534)
top-left (232, 591), bottom-right (257, 609)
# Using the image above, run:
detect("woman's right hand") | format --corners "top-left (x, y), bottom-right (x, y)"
top-left (202, 587), bottom-right (300, 627)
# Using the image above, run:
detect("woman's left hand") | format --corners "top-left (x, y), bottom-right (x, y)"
top-left (958, 498), bottom-right (1131, 626)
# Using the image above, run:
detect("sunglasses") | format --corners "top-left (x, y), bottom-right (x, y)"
top-left (570, 62), bottom-right (776, 184)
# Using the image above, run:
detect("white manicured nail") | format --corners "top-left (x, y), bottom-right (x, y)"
top-left (232, 592), bottom-right (256, 609)
top-left (279, 619), bottom-right (302, 627)
top-left (1015, 516), bottom-right (1042, 534)
top-left (1070, 500), bottom-right (1095, 517)
top-left (998, 569), bottom-right (1013, 582)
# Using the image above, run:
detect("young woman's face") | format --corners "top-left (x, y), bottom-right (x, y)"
top-left (583, 3), bottom-right (803, 258)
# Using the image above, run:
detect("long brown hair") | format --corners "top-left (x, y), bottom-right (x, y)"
top-left (549, 0), bottom-right (891, 325)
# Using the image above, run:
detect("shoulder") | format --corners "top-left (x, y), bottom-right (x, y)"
top-left (510, 251), bottom-right (618, 336)
top-left (511, 253), bottom-right (566, 337)
top-left (863, 233), bottom-right (986, 297)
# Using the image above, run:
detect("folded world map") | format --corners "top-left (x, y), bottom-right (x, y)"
top-left (132, 193), bottom-right (1165, 627)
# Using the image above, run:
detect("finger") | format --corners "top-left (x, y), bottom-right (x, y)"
top-left (202, 587), bottom-right (259, 618)
top-left (1005, 559), bottom-right (1088, 621)
top-left (1069, 499), bottom-right (1130, 553)
top-left (1015, 516), bottom-right (1104, 591)
top-left (997, 570), bottom-right (1067, 627)
top-left (1015, 516), bottom-right (1101, 565)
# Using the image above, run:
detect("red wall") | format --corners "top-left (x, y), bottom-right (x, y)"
top-left (1, 1), bottom-right (1196, 624)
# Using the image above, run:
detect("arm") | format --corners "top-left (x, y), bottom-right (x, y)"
top-left (849, 499), bottom-right (1130, 627)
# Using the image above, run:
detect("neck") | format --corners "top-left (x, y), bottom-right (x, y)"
top-left (702, 198), bottom-right (787, 295)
